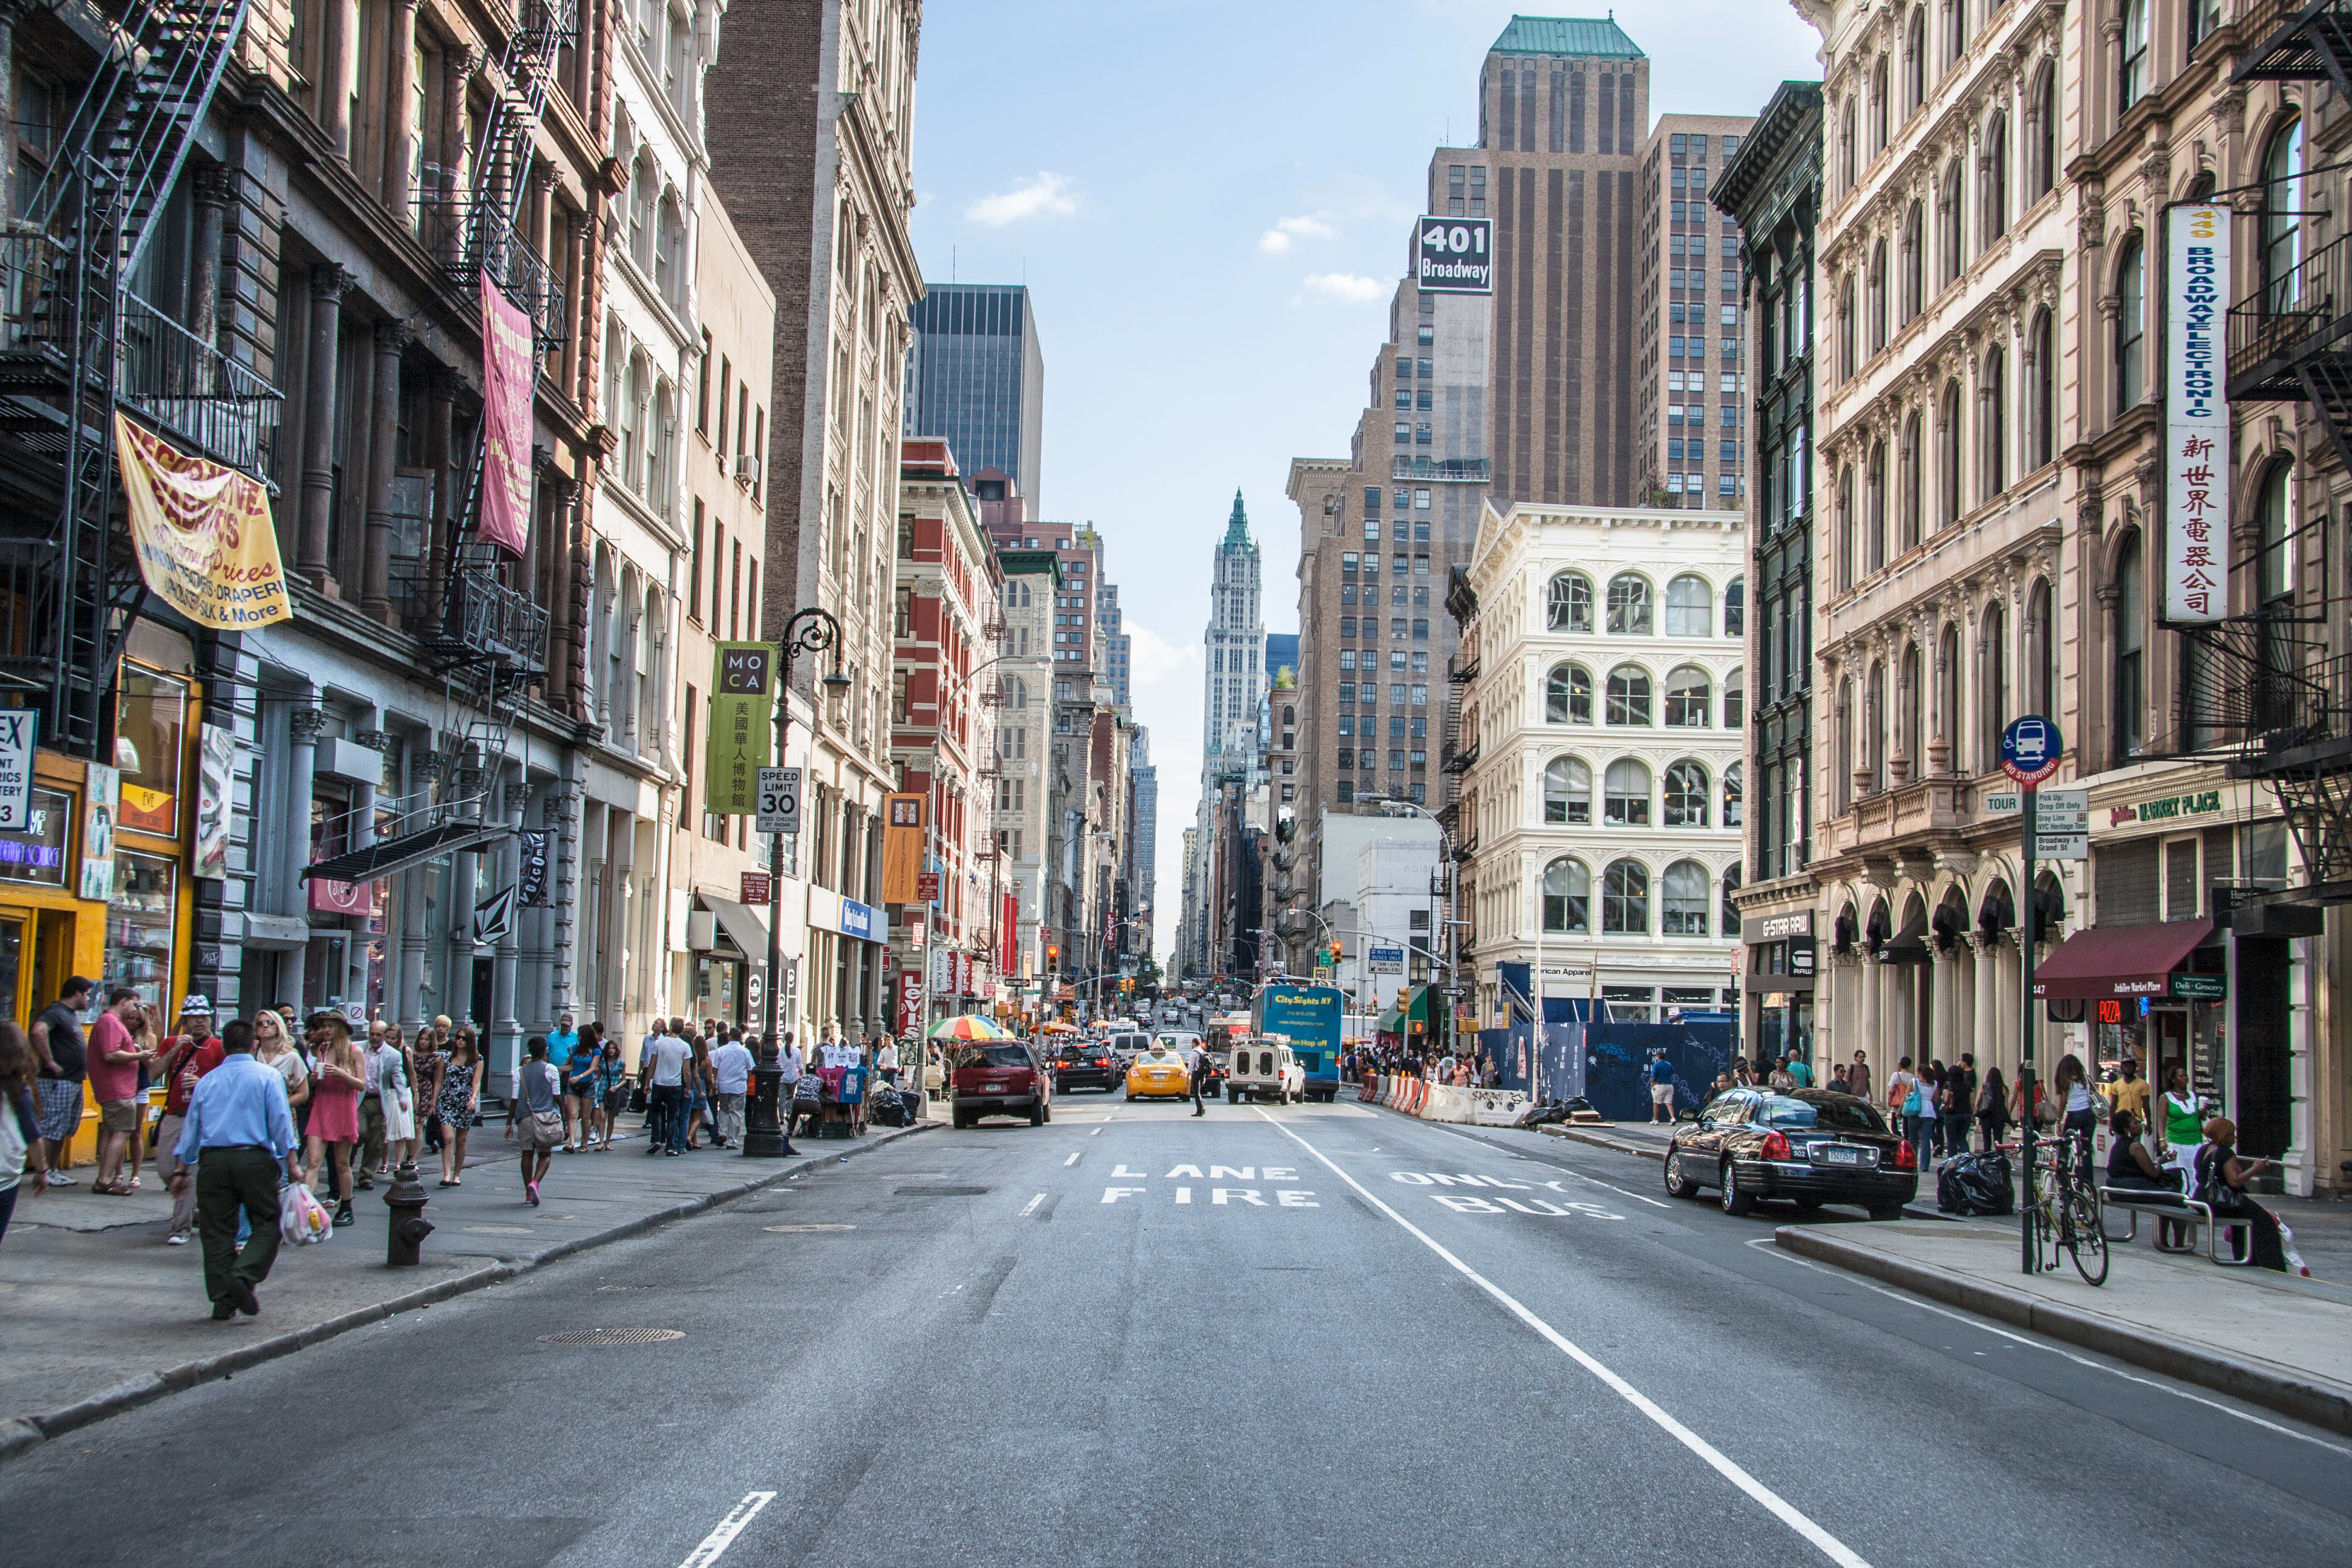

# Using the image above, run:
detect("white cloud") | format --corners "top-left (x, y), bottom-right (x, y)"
top-left (1123, 621), bottom-right (1198, 689)
top-left (964, 171), bottom-right (1078, 227)
top-left (1257, 214), bottom-right (1337, 253)
top-left (1303, 272), bottom-right (1383, 304)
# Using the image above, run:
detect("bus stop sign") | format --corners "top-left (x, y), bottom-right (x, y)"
top-left (2000, 716), bottom-right (2063, 786)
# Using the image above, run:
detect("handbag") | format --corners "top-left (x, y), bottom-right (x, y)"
top-left (530, 1107), bottom-right (564, 1144)
top-left (1902, 1080), bottom-right (1925, 1117)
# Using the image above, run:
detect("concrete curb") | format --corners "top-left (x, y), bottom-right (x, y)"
top-left (0, 1121), bottom-right (937, 1466)
top-left (1540, 1124), bottom-right (1668, 1162)
top-left (1774, 1224), bottom-right (2352, 1438)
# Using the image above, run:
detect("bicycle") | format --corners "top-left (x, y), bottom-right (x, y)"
top-left (2016, 1128), bottom-right (2108, 1286)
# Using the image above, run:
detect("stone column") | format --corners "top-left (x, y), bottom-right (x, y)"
top-left (189, 167), bottom-right (231, 350)
top-left (287, 706), bottom-right (326, 1001)
top-left (351, 723), bottom-right (385, 1014)
top-left (362, 321), bottom-right (410, 625)
top-left (491, 777), bottom-right (529, 1083)
top-left (1930, 946), bottom-right (1958, 1069)
top-left (446, 741), bottom-right (484, 1028)
top-left (385, 0), bottom-right (418, 213)
top-left (436, 48), bottom-right (474, 266)
top-left (609, 812), bottom-right (636, 1030)
top-left (423, 369), bottom-right (458, 607)
top-left (324, 0), bottom-right (359, 161)
top-left (397, 742), bottom-right (435, 1033)
top-left (1972, 931), bottom-right (1997, 1079)
top-left (297, 266), bottom-right (349, 586)
top-left (1858, 953), bottom-right (1882, 1086)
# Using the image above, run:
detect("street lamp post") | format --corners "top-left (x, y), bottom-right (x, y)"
top-left (745, 608), bottom-right (849, 1160)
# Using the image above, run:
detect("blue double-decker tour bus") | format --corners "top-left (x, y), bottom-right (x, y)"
top-left (1253, 981), bottom-right (1344, 1102)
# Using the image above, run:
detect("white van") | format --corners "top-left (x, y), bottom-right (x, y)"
top-left (1225, 1037), bottom-right (1305, 1104)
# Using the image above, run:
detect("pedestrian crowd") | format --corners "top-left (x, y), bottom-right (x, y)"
top-left (1338, 1044), bottom-right (1499, 1088)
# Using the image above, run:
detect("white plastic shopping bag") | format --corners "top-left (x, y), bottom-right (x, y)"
top-left (279, 1181), bottom-right (334, 1246)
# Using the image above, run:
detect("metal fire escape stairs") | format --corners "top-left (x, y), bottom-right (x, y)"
top-left (0, 0), bottom-right (261, 758)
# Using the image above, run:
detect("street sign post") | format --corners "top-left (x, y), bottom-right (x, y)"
top-left (1999, 715), bottom-right (2063, 1276)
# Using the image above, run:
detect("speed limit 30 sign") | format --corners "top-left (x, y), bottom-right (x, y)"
top-left (756, 767), bottom-right (802, 834)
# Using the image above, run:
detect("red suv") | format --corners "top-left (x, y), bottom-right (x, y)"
top-left (951, 1042), bottom-right (1051, 1129)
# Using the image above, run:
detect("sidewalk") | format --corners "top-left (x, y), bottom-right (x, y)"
top-left (0, 1112), bottom-right (935, 1462)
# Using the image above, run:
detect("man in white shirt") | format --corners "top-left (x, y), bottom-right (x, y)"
top-left (639, 1025), bottom-right (691, 1155)
top-left (709, 1034), bottom-right (754, 1148)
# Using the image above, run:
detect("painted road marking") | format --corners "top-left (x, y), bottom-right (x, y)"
top-left (1428, 1194), bottom-right (1622, 1219)
top-left (678, 1491), bottom-right (776, 1568)
top-left (1019, 1193), bottom-right (1046, 1217)
top-left (1175, 1186), bottom-right (1192, 1203)
top-left (1427, 1123), bottom-right (1672, 1207)
top-left (1102, 1186), bottom-right (1146, 1203)
top-left (1111, 1163), bottom-right (1149, 1178)
top-left (1213, 1188), bottom-right (1267, 1206)
top-left (1063, 1152), bottom-right (1082, 1166)
top-left (1746, 1238), bottom-right (2352, 1456)
top-left (1260, 1110), bottom-right (1872, 1568)
top-left (1090, 1127), bottom-right (1103, 1136)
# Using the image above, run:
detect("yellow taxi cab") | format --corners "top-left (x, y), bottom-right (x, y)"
top-left (1124, 1044), bottom-right (1192, 1101)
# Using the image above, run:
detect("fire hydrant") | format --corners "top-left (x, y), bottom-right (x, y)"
top-left (383, 1160), bottom-right (434, 1265)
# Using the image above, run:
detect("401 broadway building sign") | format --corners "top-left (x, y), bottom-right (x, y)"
top-left (2164, 203), bottom-right (2228, 624)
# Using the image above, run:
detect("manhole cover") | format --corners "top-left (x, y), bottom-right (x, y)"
top-left (538, 1327), bottom-right (685, 1347)
top-left (895, 1186), bottom-right (989, 1197)
top-left (763, 1224), bottom-right (856, 1233)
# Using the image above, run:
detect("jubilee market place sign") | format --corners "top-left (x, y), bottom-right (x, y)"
top-left (2105, 789), bottom-right (2224, 829)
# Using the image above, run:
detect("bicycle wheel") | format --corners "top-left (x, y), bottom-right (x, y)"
top-left (2062, 1184), bottom-right (2109, 1285)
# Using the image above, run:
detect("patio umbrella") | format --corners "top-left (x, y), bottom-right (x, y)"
top-left (927, 1014), bottom-right (1010, 1042)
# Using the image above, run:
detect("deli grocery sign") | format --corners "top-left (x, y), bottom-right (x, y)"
top-left (1416, 217), bottom-right (1492, 293)
top-left (2164, 203), bottom-right (2228, 624)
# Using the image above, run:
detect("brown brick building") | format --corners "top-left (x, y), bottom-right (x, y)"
top-left (1636, 113), bottom-right (1757, 513)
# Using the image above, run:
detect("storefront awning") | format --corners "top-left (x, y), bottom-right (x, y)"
top-left (299, 821), bottom-right (512, 884)
top-left (2033, 919), bottom-right (2214, 1000)
top-left (698, 893), bottom-right (770, 958)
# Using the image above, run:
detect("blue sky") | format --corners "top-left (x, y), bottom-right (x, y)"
top-left (903, 1), bottom-right (1824, 961)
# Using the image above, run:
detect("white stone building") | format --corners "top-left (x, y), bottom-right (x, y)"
top-left (992, 547), bottom-right (1061, 988)
top-left (1456, 500), bottom-right (1747, 1025)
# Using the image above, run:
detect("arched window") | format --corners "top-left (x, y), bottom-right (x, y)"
top-left (1899, 410), bottom-right (1922, 547)
top-left (1980, 599), bottom-right (2007, 773)
top-left (1724, 577), bottom-right (1745, 637)
top-left (1008, 675), bottom-right (1028, 710)
top-left (1981, 346), bottom-right (2005, 499)
top-left (1867, 660), bottom-right (1888, 789)
top-left (2114, 529), bottom-right (2145, 762)
top-left (1937, 621), bottom-right (1962, 767)
top-left (1665, 575), bottom-right (1713, 636)
top-left (1722, 866), bottom-right (1744, 938)
top-left (1282, 705), bottom-right (1295, 726)
top-left (1837, 275), bottom-right (1857, 380)
top-left (2115, 235), bottom-right (2146, 410)
top-left (1866, 440), bottom-right (1888, 570)
top-left (1901, 201), bottom-right (1925, 321)
top-left (1606, 574), bottom-right (1653, 635)
top-left (2027, 309), bottom-right (2054, 469)
top-left (656, 188), bottom-right (685, 302)
top-left (1724, 667), bottom-right (1746, 729)
top-left (1725, 760), bottom-right (1745, 827)
top-left (1867, 240), bottom-right (1888, 353)
top-left (1936, 379), bottom-right (1961, 529)
top-left (1664, 665), bottom-right (1713, 727)
top-left (1944, 0), bottom-right (1965, 63)
top-left (650, 377), bottom-right (677, 508)
top-left (1871, 56), bottom-right (1890, 151)
top-left (1835, 676), bottom-right (1855, 811)
top-left (1906, 8), bottom-right (1927, 111)
top-left (1898, 642), bottom-right (1923, 771)
top-left (1546, 662), bottom-right (1594, 724)
top-left (1602, 859), bottom-right (1650, 935)
top-left (2119, 0), bottom-right (2149, 112)
top-left (1543, 756), bottom-right (1592, 825)
top-left (1606, 666), bottom-right (1653, 725)
top-left (1663, 761), bottom-right (1711, 826)
top-left (1603, 759), bottom-right (1651, 826)
top-left (1547, 571), bottom-right (1594, 632)
top-left (2262, 118), bottom-right (2305, 315)
top-left (2026, 576), bottom-right (2055, 717)
top-left (1979, 112), bottom-right (2008, 246)
top-left (1841, 96), bottom-right (1858, 188)
top-left (1542, 858), bottom-right (1590, 933)
top-left (1938, 158), bottom-right (1964, 284)
top-left (2255, 459), bottom-right (2297, 729)
top-left (1661, 861), bottom-right (1711, 936)
top-left (2027, 61), bottom-right (2057, 201)
top-left (1837, 465), bottom-right (1856, 591)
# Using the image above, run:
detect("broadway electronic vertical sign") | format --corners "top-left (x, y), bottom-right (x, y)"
top-left (2164, 202), bottom-right (2229, 624)
top-left (1416, 217), bottom-right (1492, 293)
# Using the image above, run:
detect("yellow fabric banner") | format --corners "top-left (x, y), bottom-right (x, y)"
top-left (881, 791), bottom-right (925, 904)
top-left (113, 412), bottom-right (292, 629)
top-left (705, 641), bottom-right (773, 813)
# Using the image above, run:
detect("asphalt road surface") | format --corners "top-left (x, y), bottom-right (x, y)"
top-left (5, 1098), bottom-right (2347, 1567)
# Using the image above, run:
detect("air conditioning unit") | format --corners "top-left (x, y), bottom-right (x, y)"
top-left (733, 454), bottom-right (762, 485)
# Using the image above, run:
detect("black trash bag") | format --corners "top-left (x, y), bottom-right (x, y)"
top-left (1936, 1150), bottom-right (2014, 1216)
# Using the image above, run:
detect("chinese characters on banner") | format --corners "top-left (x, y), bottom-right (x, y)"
top-left (2165, 203), bottom-right (2229, 622)
top-left (705, 642), bottom-right (773, 812)
top-left (477, 276), bottom-right (534, 556)
top-left (113, 413), bottom-right (292, 629)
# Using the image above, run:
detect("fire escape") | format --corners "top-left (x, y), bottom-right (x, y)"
top-left (2193, 1), bottom-right (2352, 904)
top-left (0, 0), bottom-right (276, 757)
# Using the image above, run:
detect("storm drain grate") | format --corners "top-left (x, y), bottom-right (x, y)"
top-left (538, 1327), bottom-right (685, 1347)
top-left (895, 1186), bottom-right (989, 1197)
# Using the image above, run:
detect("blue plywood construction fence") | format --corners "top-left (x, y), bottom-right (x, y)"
top-left (1579, 1021), bottom-right (1737, 1123)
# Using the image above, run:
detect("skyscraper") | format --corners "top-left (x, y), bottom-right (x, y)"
top-left (903, 284), bottom-right (1046, 516)
top-left (1201, 491), bottom-right (1266, 766)
top-left (1636, 113), bottom-right (1756, 514)
top-left (1100, 581), bottom-right (1132, 707)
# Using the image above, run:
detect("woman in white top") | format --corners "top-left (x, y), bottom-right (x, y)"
top-left (376, 1025), bottom-right (417, 1168)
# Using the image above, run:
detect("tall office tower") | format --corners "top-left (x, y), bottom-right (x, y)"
top-left (1131, 730), bottom-right (1158, 936)
top-left (1636, 114), bottom-right (1756, 514)
top-left (903, 284), bottom-right (1046, 517)
top-left (1101, 581), bottom-right (1132, 707)
top-left (1202, 492), bottom-right (1267, 768)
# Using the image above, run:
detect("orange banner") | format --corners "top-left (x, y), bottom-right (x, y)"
top-left (478, 275), bottom-right (533, 557)
top-left (113, 412), bottom-right (292, 629)
top-left (882, 791), bottom-right (925, 904)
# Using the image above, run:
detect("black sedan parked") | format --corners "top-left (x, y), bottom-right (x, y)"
top-left (1051, 1040), bottom-right (1120, 1093)
top-left (1662, 1089), bottom-right (1918, 1219)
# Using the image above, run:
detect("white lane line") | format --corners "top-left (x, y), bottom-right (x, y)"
top-left (1063, 1151), bottom-right (1082, 1166)
top-left (678, 1491), bottom-right (776, 1568)
top-left (1745, 1238), bottom-right (2352, 1455)
top-left (1090, 1126), bottom-right (1104, 1136)
top-left (1257, 1109), bottom-right (1871, 1568)
top-left (1019, 1192), bottom-right (1047, 1217)
top-left (1428, 1122), bottom-right (1671, 1208)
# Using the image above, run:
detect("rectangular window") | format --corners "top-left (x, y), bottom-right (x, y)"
top-left (1339, 650), bottom-right (1356, 670)
top-left (1342, 552), bottom-right (1357, 573)
top-left (1394, 422), bottom-right (1411, 445)
top-left (1412, 619), bottom-right (1428, 640)
top-left (688, 499), bottom-right (705, 622)
top-left (1414, 488), bottom-right (1431, 510)
top-left (1339, 681), bottom-right (1355, 703)
top-left (1364, 518), bottom-right (1380, 543)
top-left (696, 332), bottom-right (712, 433)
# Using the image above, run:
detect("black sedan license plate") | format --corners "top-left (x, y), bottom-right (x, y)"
top-left (1817, 1145), bottom-right (1866, 1166)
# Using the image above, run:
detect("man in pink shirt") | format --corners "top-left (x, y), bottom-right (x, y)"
top-left (87, 987), bottom-right (153, 1196)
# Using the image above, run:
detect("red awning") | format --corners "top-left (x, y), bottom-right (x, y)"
top-left (2033, 920), bottom-right (2213, 1000)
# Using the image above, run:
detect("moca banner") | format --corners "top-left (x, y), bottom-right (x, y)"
top-left (477, 275), bottom-right (534, 557)
top-left (705, 641), bottom-right (773, 812)
top-left (2164, 202), bottom-right (2229, 623)
top-left (113, 413), bottom-right (291, 629)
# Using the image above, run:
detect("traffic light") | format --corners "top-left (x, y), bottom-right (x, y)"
top-left (1047, 944), bottom-right (1059, 967)
top-left (1325, 941), bottom-right (1342, 967)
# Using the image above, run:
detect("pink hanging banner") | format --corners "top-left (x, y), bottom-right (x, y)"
top-left (477, 275), bottom-right (534, 557)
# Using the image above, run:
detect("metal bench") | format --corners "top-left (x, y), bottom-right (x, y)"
top-left (2097, 1186), bottom-right (2257, 1266)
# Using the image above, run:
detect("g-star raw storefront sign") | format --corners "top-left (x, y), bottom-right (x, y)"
top-left (1416, 217), bottom-right (1492, 293)
top-left (2164, 203), bottom-right (2229, 623)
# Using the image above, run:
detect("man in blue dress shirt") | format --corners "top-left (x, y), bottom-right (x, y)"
top-left (166, 1019), bottom-right (301, 1320)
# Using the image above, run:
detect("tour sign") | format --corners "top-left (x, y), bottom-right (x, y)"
top-left (2000, 715), bottom-right (2063, 786)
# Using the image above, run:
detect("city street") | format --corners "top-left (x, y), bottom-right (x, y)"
top-left (1, 1100), bottom-right (2343, 1568)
